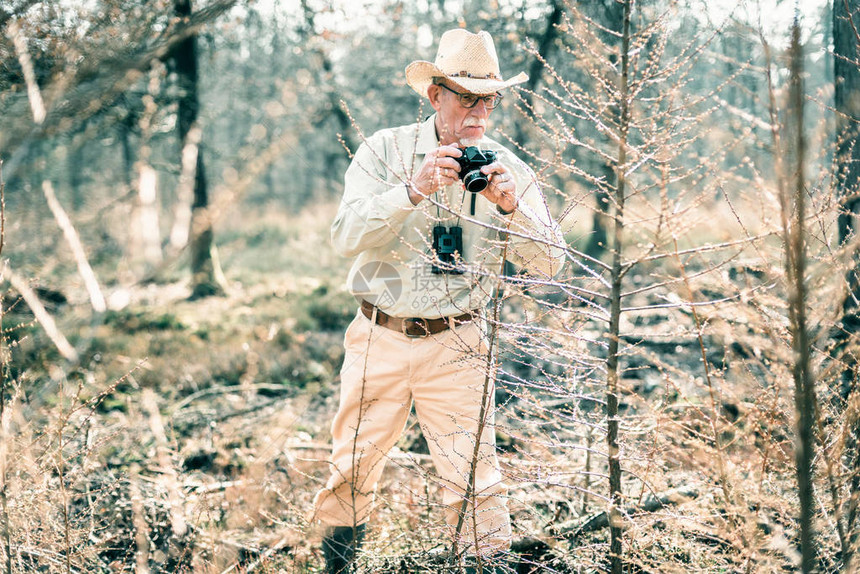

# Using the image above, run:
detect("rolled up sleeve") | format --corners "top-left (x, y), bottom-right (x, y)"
top-left (498, 162), bottom-right (566, 279)
top-left (331, 137), bottom-right (416, 258)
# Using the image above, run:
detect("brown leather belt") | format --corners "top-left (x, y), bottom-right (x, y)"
top-left (360, 300), bottom-right (476, 338)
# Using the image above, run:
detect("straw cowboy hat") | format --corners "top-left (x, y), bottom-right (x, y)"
top-left (406, 28), bottom-right (528, 98)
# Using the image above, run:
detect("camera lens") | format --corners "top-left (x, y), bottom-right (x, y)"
top-left (463, 170), bottom-right (489, 193)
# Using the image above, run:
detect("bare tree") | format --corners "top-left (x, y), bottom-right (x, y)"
top-left (835, 0), bottom-right (860, 388)
top-left (777, 20), bottom-right (817, 572)
top-left (833, 2), bottom-right (860, 567)
top-left (514, 0), bottom-right (564, 148)
top-left (173, 0), bottom-right (226, 299)
top-left (583, 0), bottom-right (624, 263)
top-left (835, 0), bottom-right (860, 253)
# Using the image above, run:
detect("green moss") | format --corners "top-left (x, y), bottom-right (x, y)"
top-left (293, 284), bottom-right (353, 332)
top-left (96, 396), bottom-right (128, 413)
top-left (105, 309), bottom-right (186, 333)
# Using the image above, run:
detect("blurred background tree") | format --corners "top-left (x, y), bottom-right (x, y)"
top-left (3, 0), bottom-right (836, 292)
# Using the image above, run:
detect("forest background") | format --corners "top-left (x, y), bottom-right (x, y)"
top-left (1, 0), bottom-right (859, 572)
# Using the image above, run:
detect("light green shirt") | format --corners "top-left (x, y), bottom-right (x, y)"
top-left (332, 114), bottom-right (565, 319)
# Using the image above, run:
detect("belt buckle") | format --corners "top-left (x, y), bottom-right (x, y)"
top-left (402, 317), bottom-right (430, 338)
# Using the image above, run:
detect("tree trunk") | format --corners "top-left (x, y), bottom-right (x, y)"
top-left (836, 0), bottom-right (860, 320)
top-left (834, 4), bottom-right (860, 568)
top-left (264, 15), bottom-right (282, 200)
top-left (605, 3), bottom-right (632, 572)
top-left (785, 23), bottom-right (816, 573)
top-left (68, 133), bottom-right (85, 211)
top-left (585, 0), bottom-right (624, 262)
top-left (584, 162), bottom-right (612, 260)
top-left (513, 0), bottom-right (563, 146)
top-left (300, 0), bottom-right (356, 197)
top-left (133, 72), bottom-right (164, 273)
top-left (134, 164), bottom-right (163, 270)
top-left (120, 112), bottom-right (135, 194)
top-left (174, 0), bottom-right (225, 299)
top-left (123, 111), bottom-right (163, 273)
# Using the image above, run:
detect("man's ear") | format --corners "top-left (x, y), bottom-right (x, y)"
top-left (427, 84), bottom-right (443, 112)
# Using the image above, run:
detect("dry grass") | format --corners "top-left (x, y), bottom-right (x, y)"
top-left (1, 190), bottom-right (855, 573)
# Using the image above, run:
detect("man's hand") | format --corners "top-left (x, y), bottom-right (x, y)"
top-left (408, 145), bottom-right (463, 205)
top-left (480, 162), bottom-right (518, 214)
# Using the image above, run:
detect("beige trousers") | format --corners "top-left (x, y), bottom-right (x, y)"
top-left (312, 309), bottom-right (511, 555)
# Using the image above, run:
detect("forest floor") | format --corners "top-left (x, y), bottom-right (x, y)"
top-left (4, 200), bottom-right (836, 573)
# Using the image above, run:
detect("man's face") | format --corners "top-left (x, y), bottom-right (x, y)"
top-left (428, 81), bottom-right (495, 146)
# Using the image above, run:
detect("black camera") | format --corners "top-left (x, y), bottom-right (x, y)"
top-left (431, 224), bottom-right (464, 275)
top-left (455, 147), bottom-right (497, 193)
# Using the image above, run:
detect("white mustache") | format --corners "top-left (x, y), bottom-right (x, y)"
top-left (463, 119), bottom-right (486, 128)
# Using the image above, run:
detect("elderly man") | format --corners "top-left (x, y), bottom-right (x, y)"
top-left (312, 28), bottom-right (565, 574)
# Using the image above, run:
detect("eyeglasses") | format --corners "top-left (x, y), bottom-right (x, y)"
top-left (436, 83), bottom-right (503, 109)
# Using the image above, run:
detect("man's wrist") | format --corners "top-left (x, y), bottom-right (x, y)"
top-left (497, 204), bottom-right (515, 215)
top-left (407, 184), bottom-right (425, 205)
